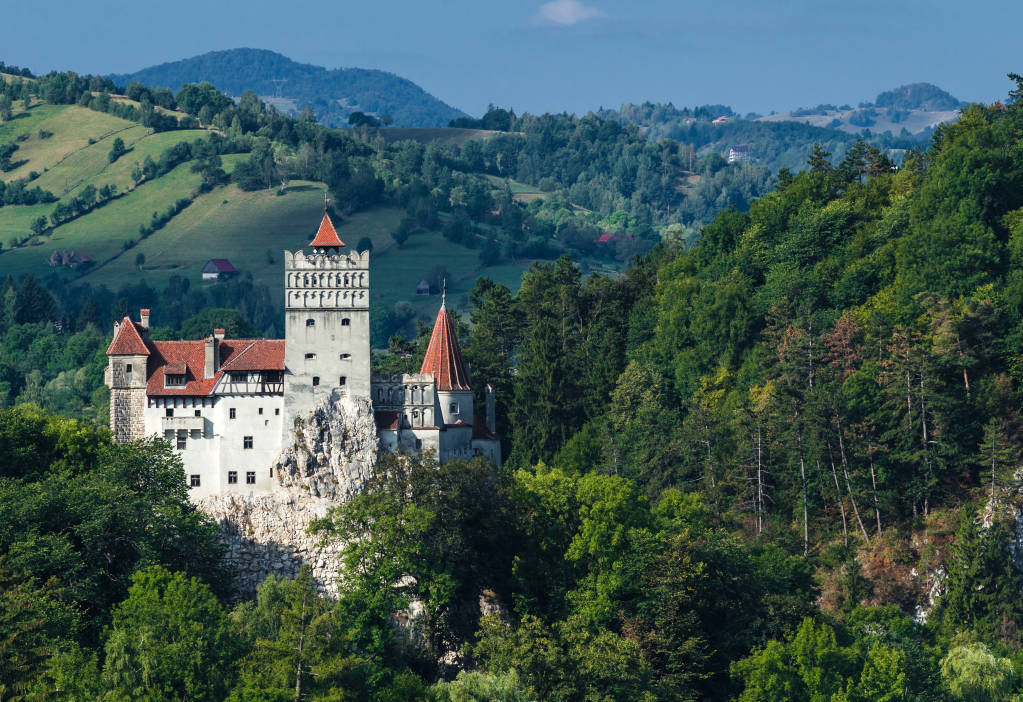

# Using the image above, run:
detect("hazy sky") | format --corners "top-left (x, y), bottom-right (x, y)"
top-left (5, 0), bottom-right (1021, 116)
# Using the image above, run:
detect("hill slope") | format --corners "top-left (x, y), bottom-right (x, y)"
top-left (110, 48), bottom-right (469, 128)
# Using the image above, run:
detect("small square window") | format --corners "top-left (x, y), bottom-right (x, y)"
top-left (165, 408), bottom-right (174, 417)
top-left (449, 402), bottom-right (459, 414)
top-left (125, 363), bottom-right (132, 373)
top-left (228, 470), bottom-right (238, 484)
top-left (258, 407), bottom-right (263, 415)
top-left (306, 318), bottom-right (315, 327)
top-left (194, 409), bottom-right (201, 417)
top-left (243, 436), bottom-right (253, 449)
top-left (246, 471), bottom-right (256, 485)
top-left (312, 376), bottom-right (320, 387)
top-left (229, 408), bottom-right (236, 419)
top-left (339, 376), bottom-right (346, 386)
top-left (305, 352), bottom-right (316, 359)
top-left (190, 474), bottom-right (200, 487)
top-left (275, 408), bottom-right (280, 415)
top-left (341, 318), bottom-right (350, 326)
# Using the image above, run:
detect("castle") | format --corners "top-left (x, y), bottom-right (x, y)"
top-left (105, 210), bottom-right (500, 498)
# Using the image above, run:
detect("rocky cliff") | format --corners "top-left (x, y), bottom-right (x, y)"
top-left (196, 391), bottom-right (377, 597)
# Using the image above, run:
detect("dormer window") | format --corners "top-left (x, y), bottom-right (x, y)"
top-left (165, 374), bottom-right (186, 388)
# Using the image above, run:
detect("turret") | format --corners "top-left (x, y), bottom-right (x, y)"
top-left (420, 287), bottom-right (474, 426)
top-left (282, 207), bottom-right (372, 434)
top-left (105, 309), bottom-right (151, 442)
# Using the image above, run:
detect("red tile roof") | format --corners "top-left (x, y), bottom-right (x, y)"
top-left (205, 258), bottom-right (237, 273)
top-left (144, 338), bottom-right (285, 396)
top-left (219, 339), bottom-right (286, 371)
top-left (375, 410), bottom-right (400, 430)
top-left (420, 302), bottom-right (471, 391)
top-left (309, 212), bottom-right (345, 248)
top-left (472, 414), bottom-right (499, 441)
top-left (106, 317), bottom-right (150, 356)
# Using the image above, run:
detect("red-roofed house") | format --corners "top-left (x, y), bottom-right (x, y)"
top-left (202, 259), bottom-right (238, 281)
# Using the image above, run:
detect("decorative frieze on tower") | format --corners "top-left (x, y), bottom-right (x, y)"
top-left (282, 210), bottom-right (372, 435)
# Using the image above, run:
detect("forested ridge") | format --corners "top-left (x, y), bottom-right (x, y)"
top-left (6, 67), bottom-right (1023, 700)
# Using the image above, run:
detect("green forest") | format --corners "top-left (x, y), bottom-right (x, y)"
top-left (6, 61), bottom-right (1023, 700)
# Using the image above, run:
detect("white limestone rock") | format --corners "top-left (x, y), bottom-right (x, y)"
top-left (196, 390), bottom-right (378, 597)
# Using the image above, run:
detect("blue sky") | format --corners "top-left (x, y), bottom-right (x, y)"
top-left (5, 0), bottom-right (1021, 116)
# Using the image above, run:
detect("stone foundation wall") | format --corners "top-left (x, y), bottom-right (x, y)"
top-left (195, 391), bottom-right (377, 597)
top-left (110, 388), bottom-right (146, 442)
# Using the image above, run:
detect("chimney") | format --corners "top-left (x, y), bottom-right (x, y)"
top-left (204, 336), bottom-right (216, 379)
top-left (138, 309), bottom-right (150, 330)
top-left (486, 384), bottom-right (496, 434)
top-left (213, 328), bottom-right (225, 340)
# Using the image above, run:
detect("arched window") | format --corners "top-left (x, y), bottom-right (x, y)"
top-left (306, 318), bottom-right (315, 327)
top-left (341, 318), bottom-right (351, 326)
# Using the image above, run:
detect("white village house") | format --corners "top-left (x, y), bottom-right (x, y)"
top-left (105, 210), bottom-right (500, 499)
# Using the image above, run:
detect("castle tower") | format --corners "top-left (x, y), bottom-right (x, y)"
top-left (420, 288), bottom-right (474, 427)
top-left (282, 209), bottom-right (371, 433)
top-left (105, 309), bottom-right (152, 442)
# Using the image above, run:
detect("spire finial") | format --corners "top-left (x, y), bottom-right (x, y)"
top-left (441, 278), bottom-right (447, 308)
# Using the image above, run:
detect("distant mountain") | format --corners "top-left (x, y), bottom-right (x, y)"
top-left (110, 48), bottom-right (469, 128)
top-left (758, 82), bottom-right (962, 137)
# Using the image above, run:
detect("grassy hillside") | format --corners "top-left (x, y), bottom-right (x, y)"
top-left (0, 102), bottom-right (553, 338)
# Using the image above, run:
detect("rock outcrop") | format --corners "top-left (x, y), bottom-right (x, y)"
top-left (195, 391), bottom-right (377, 597)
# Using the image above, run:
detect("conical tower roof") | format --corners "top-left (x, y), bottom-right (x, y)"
top-left (420, 291), bottom-right (471, 391)
top-left (309, 210), bottom-right (344, 248)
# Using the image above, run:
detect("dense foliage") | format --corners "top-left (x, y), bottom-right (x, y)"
top-left (9, 62), bottom-right (1023, 700)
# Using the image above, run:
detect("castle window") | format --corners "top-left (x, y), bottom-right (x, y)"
top-left (306, 318), bottom-right (315, 327)
top-left (229, 408), bottom-right (236, 419)
top-left (449, 402), bottom-right (459, 414)
top-left (340, 353), bottom-right (351, 360)
top-left (259, 407), bottom-right (263, 415)
top-left (415, 438), bottom-right (423, 449)
top-left (339, 376), bottom-right (346, 386)
top-left (194, 409), bottom-right (201, 417)
top-left (341, 318), bottom-right (350, 326)
top-left (246, 471), bottom-right (256, 485)
top-left (305, 353), bottom-right (316, 359)
top-left (165, 408), bottom-right (174, 417)
top-left (190, 474), bottom-right (200, 487)
top-left (243, 436), bottom-right (253, 449)
top-left (228, 471), bottom-right (237, 484)
top-left (312, 376), bottom-right (320, 386)
top-left (176, 431), bottom-right (186, 450)
top-left (125, 363), bottom-right (132, 374)
top-left (275, 408), bottom-right (280, 415)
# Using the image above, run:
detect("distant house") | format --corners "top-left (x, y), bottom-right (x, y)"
top-left (727, 146), bottom-right (751, 163)
top-left (202, 259), bottom-right (237, 281)
top-left (416, 279), bottom-right (431, 296)
top-left (712, 116), bottom-right (729, 124)
top-left (47, 249), bottom-right (93, 270)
